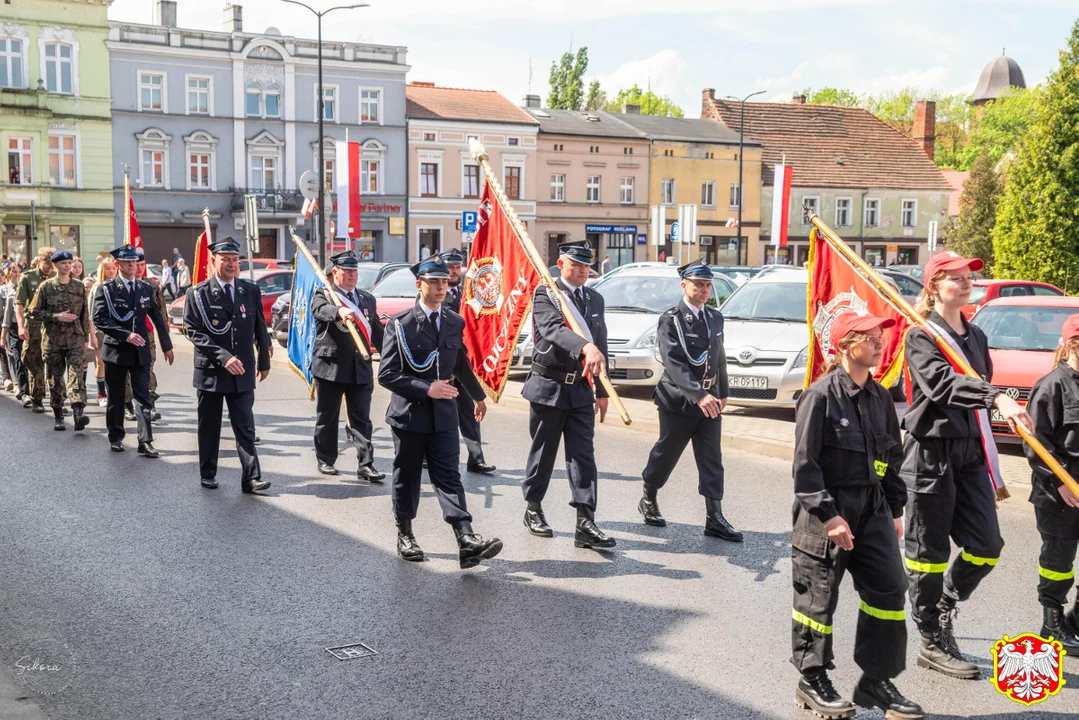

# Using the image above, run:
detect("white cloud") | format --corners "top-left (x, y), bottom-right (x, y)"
top-left (755, 62), bottom-right (809, 90)
top-left (866, 66), bottom-right (951, 92)
top-left (593, 50), bottom-right (687, 102)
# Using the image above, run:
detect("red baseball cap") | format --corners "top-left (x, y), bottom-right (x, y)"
top-left (830, 310), bottom-right (896, 345)
top-left (1062, 315), bottom-right (1079, 342)
top-left (924, 251), bottom-right (984, 281)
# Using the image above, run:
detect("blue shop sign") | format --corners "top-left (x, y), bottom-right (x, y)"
top-left (585, 224), bottom-right (638, 234)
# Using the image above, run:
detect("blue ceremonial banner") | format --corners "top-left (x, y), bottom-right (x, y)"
top-left (287, 242), bottom-right (321, 397)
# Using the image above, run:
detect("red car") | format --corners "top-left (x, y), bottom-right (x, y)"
top-left (962, 279), bottom-right (1064, 320)
top-left (969, 295), bottom-right (1079, 439)
top-left (371, 267), bottom-right (421, 324)
top-left (167, 269), bottom-right (293, 330)
top-left (240, 258), bottom-right (293, 272)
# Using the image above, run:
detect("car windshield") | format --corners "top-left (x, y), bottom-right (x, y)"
top-left (372, 269), bottom-right (418, 298)
top-left (722, 282), bottom-right (807, 322)
top-left (971, 305), bottom-right (1079, 351)
top-left (356, 265), bottom-right (385, 291)
top-left (257, 273), bottom-right (292, 295)
top-left (594, 274), bottom-right (721, 313)
top-left (969, 286), bottom-right (989, 304)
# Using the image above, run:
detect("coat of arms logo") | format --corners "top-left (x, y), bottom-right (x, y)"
top-left (462, 255), bottom-right (504, 318)
top-left (990, 633), bottom-right (1066, 706)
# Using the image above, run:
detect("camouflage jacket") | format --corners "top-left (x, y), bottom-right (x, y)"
top-left (29, 277), bottom-right (90, 350)
top-left (14, 268), bottom-right (49, 324)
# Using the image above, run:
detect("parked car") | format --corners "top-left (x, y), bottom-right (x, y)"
top-left (548, 265), bottom-right (599, 281)
top-left (876, 268), bottom-right (924, 304)
top-left (240, 258), bottom-right (292, 272)
top-left (963, 279), bottom-right (1064, 320)
top-left (167, 269), bottom-right (293, 331)
top-left (710, 266), bottom-right (762, 287)
top-left (969, 295), bottom-right (1079, 440)
top-left (886, 264), bottom-right (925, 283)
top-left (372, 267), bottom-right (421, 324)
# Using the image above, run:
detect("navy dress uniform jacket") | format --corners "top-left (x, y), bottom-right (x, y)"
top-left (653, 300), bottom-right (729, 415)
top-left (183, 276), bottom-right (271, 394)
top-left (309, 286), bottom-right (383, 385)
top-left (92, 276), bottom-right (173, 366)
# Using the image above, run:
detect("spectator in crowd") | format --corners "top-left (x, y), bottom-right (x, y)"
top-left (0, 265), bottom-right (17, 391)
top-left (1, 263), bottom-right (27, 398)
top-left (88, 256), bottom-right (119, 407)
top-left (174, 258), bottom-right (191, 291)
top-left (160, 258), bottom-right (176, 300)
top-left (171, 247), bottom-right (184, 267)
top-left (602, 254), bottom-right (613, 275)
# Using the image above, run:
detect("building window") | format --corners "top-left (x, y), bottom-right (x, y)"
top-left (139, 72), bottom-right (164, 111)
top-left (504, 166), bottom-right (522, 200)
top-left (49, 225), bottom-right (80, 256)
top-left (662, 178), bottom-right (675, 206)
top-left (361, 159), bottom-right (380, 194)
top-left (901, 199), bottom-right (918, 228)
top-left (463, 165), bottom-right (480, 199)
top-left (8, 137), bottom-right (31, 185)
top-left (550, 173), bottom-right (565, 202)
top-left (864, 198), bottom-right (880, 227)
top-left (729, 183), bottom-right (742, 209)
top-left (586, 175), bottom-right (601, 204)
top-left (420, 162), bottom-right (438, 197)
top-left (184, 131), bottom-right (217, 192)
top-left (187, 76), bottom-right (211, 115)
top-left (250, 155), bottom-right (277, 190)
top-left (319, 85), bottom-right (337, 122)
top-left (44, 42), bottom-right (73, 94)
top-left (323, 156), bottom-right (335, 192)
top-left (423, 132), bottom-right (436, 142)
top-left (0, 37), bottom-right (25, 89)
top-left (553, 143), bottom-right (564, 152)
top-left (507, 137), bottom-right (520, 146)
top-left (136, 128), bottom-right (171, 189)
top-left (264, 84), bottom-right (280, 118)
top-left (245, 82), bottom-right (261, 117)
top-left (835, 197), bottom-right (852, 226)
top-left (360, 87), bottom-right (381, 124)
top-left (620, 176), bottom-right (634, 205)
top-left (189, 153), bottom-right (210, 189)
top-left (142, 149), bottom-right (165, 188)
top-left (48, 134), bottom-right (76, 187)
top-left (701, 181), bottom-right (715, 208)
top-left (801, 196), bottom-right (820, 224)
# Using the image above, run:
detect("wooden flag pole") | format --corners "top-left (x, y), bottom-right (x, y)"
top-left (469, 139), bottom-right (631, 426)
top-left (808, 211), bottom-right (1079, 501)
top-left (201, 207), bottom-right (213, 241)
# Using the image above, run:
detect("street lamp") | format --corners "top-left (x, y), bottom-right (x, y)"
top-left (281, 0), bottom-right (369, 267)
top-left (726, 90), bottom-right (765, 265)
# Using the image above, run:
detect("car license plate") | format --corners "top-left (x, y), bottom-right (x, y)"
top-left (729, 375), bottom-right (767, 389)
top-left (991, 409), bottom-right (1004, 424)
top-left (608, 357), bottom-right (617, 370)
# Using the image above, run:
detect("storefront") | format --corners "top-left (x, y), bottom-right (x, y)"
top-left (585, 223), bottom-right (638, 270)
top-left (702, 236), bottom-right (746, 266)
top-left (358, 199), bottom-right (406, 263)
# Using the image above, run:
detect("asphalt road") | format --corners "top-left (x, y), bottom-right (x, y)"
top-left (0, 347), bottom-right (1076, 719)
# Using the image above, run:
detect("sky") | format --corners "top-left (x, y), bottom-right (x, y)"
top-left (108, 0), bottom-right (1078, 114)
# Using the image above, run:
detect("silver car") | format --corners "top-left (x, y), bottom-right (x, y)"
top-left (721, 267), bottom-right (810, 408)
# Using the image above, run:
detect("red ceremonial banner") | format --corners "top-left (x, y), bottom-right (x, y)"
top-left (192, 231), bottom-right (212, 285)
top-left (461, 180), bottom-right (541, 401)
top-left (127, 194), bottom-right (143, 251)
top-left (805, 228), bottom-right (909, 387)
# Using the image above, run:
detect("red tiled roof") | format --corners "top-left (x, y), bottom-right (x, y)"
top-left (406, 84), bottom-right (537, 125)
top-left (939, 169), bottom-right (969, 216)
top-left (703, 97), bottom-right (952, 191)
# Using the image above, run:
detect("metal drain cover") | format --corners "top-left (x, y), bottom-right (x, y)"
top-left (326, 642), bottom-right (378, 661)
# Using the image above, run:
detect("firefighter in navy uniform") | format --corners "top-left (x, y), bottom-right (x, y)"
top-left (183, 238), bottom-right (272, 493)
top-left (441, 248), bottom-right (496, 474)
top-left (638, 259), bottom-right (740, 540)
top-left (1023, 315), bottom-right (1079, 652)
top-left (92, 244), bottom-right (174, 455)
top-left (792, 311), bottom-right (923, 720)
top-left (378, 254), bottom-right (502, 569)
top-left (310, 250), bottom-right (385, 481)
top-left (521, 241), bottom-right (614, 550)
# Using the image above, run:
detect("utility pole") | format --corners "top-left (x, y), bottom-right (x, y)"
top-left (727, 90), bottom-right (766, 264)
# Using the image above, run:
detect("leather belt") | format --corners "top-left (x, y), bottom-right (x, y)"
top-left (532, 362), bottom-right (578, 385)
top-left (702, 376), bottom-right (717, 390)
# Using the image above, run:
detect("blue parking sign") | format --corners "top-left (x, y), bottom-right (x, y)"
top-left (462, 211), bottom-right (478, 233)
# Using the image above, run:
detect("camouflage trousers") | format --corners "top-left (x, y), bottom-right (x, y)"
top-left (125, 330), bottom-right (158, 403)
top-left (46, 345), bottom-right (87, 410)
top-left (21, 323), bottom-right (45, 404)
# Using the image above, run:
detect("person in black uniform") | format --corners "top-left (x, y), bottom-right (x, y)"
top-left (92, 244), bottom-right (174, 455)
top-left (521, 241), bottom-right (614, 550)
top-left (311, 250), bottom-right (385, 481)
top-left (638, 259), bottom-right (740, 541)
top-left (183, 238), bottom-right (271, 493)
top-left (441, 248), bottom-right (496, 474)
top-left (902, 251), bottom-right (1032, 679)
top-left (1023, 314), bottom-right (1079, 652)
top-left (378, 253), bottom-right (502, 569)
top-left (792, 310), bottom-right (922, 720)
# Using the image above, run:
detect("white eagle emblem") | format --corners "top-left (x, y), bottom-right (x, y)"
top-left (994, 637), bottom-right (1064, 705)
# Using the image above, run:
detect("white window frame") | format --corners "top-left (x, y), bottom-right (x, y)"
top-left (0, 33), bottom-right (29, 89)
top-left (7, 136), bottom-right (32, 185)
top-left (620, 176), bottom-right (634, 205)
top-left (729, 182), bottom-right (742, 209)
top-left (312, 138), bottom-right (336, 193)
top-left (47, 131), bottom-right (80, 188)
top-left (359, 86), bottom-right (383, 125)
top-left (185, 74), bottom-right (213, 116)
top-left (901, 198), bottom-right (918, 228)
top-left (417, 149), bottom-right (443, 198)
top-left (137, 70), bottom-right (166, 113)
top-left (361, 140), bottom-right (386, 196)
top-left (246, 131), bottom-right (284, 191)
top-left (43, 42), bottom-right (73, 94)
top-left (661, 178), bottom-right (675, 206)
top-left (135, 128), bottom-right (171, 190)
top-left (317, 84), bottom-right (339, 123)
top-left (550, 173), bottom-right (565, 202)
top-left (264, 83), bottom-right (281, 118)
top-left (801, 195), bottom-right (820, 225)
top-left (501, 154), bottom-right (526, 201)
top-left (864, 197), bottom-right (881, 228)
top-left (586, 175), bottom-right (601, 204)
top-left (38, 27), bottom-right (79, 96)
top-left (245, 82), bottom-right (262, 118)
top-left (184, 131), bottom-right (218, 191)
top-left (701, 180), bottom-right (715, 208)
top-left (461, 161), bottom-right (482, 199)
top-left (835, 196), bottom-right (852, 227)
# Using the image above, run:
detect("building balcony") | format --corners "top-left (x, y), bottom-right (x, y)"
top-left (229, 188), bottom-right (304, 214)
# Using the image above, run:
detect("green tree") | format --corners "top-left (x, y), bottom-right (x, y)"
top-left (547, 47), bottom-right (589, 110)
top-left (930, 92), bottom-right (973, 169)
top-left (863, 87), bottom-right (920, 134)
top-left (799, 86), bottom-right (860, 106)
top-left (604, 84), bottom-right (684, 117)
top-left (955, 87), bottom-right (1041, 170)
top-left (585, 79), bottom-right (606, 111)
top-left (945, 151), bottom-right (1001, 275)
top-left (993, 18), bottom-right (1079, 289)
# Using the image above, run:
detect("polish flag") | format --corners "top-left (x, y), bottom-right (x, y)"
top-left (335, 140), bottom-right (362, 238)
top-left (725, 217), bottom-right (739, 228)
top-left (771, 163), bottom-right (793, 247)
top-left (301, 197), bottom-right (318, 218)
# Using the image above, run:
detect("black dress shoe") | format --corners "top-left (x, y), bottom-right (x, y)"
top-left (138, 442), bottom-right (160, 458)
top-left (241, 479), bottom-right (271, 493)
top-left (201, 477), bottom-right (219, 489)
top-left (317, 461), bottom-right (339, 476)
top-left (254, 435), bottom-right (261, 444)
top-left (575, 518), bottom-right (616, 549)
top-left (110, 440), bottom-right (124, 452)
top-left (453, 521), bottom-right (503, 569)
top-left (32, 403), bottom-right (46, 414)
top-left (357, 464), bottom-right (385, 483)
top-left (396, 518), bottom-right (424, 562)
top-left (704, 498), bottom-right (744, 542)
top-left (150, 409), bottom-right (162, 422)
top-left (466, 462), bottom-right (497, 474)
top-left (852, 675), bottom-right (924, 719)
top-left (524, 508), bottom-right (554, 537)
top-left (795, 672), bottom-right (855, 719)
top-left (638, 496), bottom-right (666, 527)
top-left (72, 406), bottom-right (89, 431)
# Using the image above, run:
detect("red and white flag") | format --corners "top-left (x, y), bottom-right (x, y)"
top-left (771, 163), bottom-right (792, 248)
top-left (301, 197), bottom-right (318, 218)
top-left (725, 217), bottom-right (739, 228)
top-left (335, 140), bottom-right (362, 238)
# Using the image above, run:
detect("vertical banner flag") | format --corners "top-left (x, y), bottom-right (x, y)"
top-left (335, 140), bottom-right (362, 239)
top-left (805, 228), bottom-right (909, 387)
top-left (460, 179), bottom-right (542, 401)
top-left (771, 163), bottom-right (792, 247)
top-left (192, 231), bottom-right (212, 285)
top-left (287, 246), bottom-right (322, 396)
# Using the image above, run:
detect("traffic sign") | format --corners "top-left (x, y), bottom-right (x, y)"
top-left (462, 211), bottom-right (478, 233)
top-left (299, 171), bottom-right (319, 201)
top-left (671, 221), bottom-right (680, 243)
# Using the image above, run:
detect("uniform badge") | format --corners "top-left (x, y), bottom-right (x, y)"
top-left (839, 418), bottom-right (849, 427)
top-left (240, 304), bottom-right (247, 318)
top-left (990, 633), bottom-right (1066, 706)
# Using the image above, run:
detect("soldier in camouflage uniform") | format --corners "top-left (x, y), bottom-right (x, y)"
top-left (29, 250), bottom-right (92, 431)
top-left (14, 247), bottom-right (55, 413)
top-left (124, 249), bottom-right (165, 421)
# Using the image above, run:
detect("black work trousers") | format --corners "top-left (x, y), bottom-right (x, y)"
top-left (314, 378), bottom-right (373, 467)
top-left (5, 335), bottom-right (28, 396)
top-left (642, 408), bottom-right (725, 500)
top-left (104, 362), bottom-right (152, 444)
top-left (791, 485), bottom-right (908, 679)
top-left (391, 427), bottom-right (471, 523)
top-left (455, 389), bottom-right (486, 466)
top-left (197, 389), bottom-right (261, 483)
top-left (522, 403), bottom-right (598, 518)
top-left (1035, 505), bottom-right (1079, 610)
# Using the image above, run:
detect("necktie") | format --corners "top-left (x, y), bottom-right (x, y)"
top-left (347, 291), bottom-right (357, 306)
top-left (126, 280), bottom-right (134, 298)
top-left (573, 288), bottom-right (585, 313)
top-left (225, 283), bottom-right (233, 306)
top-left (432, 310), bottom-right (440, 334)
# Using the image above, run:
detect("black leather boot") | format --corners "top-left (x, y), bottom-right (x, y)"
top-left (32, 402), bottom-right (46, 413)
top-left (452, 520), bottom-right (503, 569)
top-left (574, 508), bottom-right (616, 549)
top-left (794, 671), bottom-right (855, 719)
top-left (72, 404), bottom-right (89, 431)
top-left (852, 675), bottom-right (924, 719)
top-left (638, 485), bottom-right (665, 527)
top-left (936, 594), bottom-right (964, 658)
top-left (1041, 605), bottom-right (1079, 653)
top-left (916, 620), bottom-right (979, 679)
top-left (53, 408), bottom-right (65, 431)
top-left (524, 502), bottom-right (553, 537)
top-left (396, 517), bottom-right (424, 562)
top-left (1065, 600), bottom-right (1079, 635)
top-left (704, 497), bottom-right (743, 541)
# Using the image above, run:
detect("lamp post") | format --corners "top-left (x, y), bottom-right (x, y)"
top-left (726, 90), bottom-right (765, 265)
top-left (281, 1), bottom-right (368, 267)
